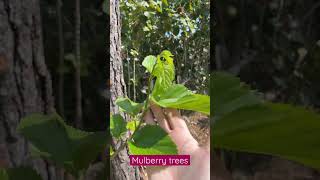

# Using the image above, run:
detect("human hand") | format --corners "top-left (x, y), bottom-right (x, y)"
top-left (143, 103), bottom-right (210, 180)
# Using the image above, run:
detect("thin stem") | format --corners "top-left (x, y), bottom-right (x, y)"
top-left (133, 59), bottom-right (136, 101)
top-left (111, 60), bottom-right (157, 160)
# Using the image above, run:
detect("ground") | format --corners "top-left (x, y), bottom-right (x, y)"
top-left (183, 112), bottom-right (210, 146)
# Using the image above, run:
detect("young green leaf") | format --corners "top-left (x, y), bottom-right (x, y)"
top-left (110, 114), bottom-right (127, 139)
top-left (142, 51), bottom-right (175, 98)
top-left (162, 0), bottom-right (168, 6)
top-left (128, 125), bottom-right (177, 155)
top-left (142, 55), bottom-right (157, 74)
top-left (126, 120), bottom-right (140, 132)
top-left (152, 51), bottom-right (175, 97)
top-left (115, 97), bottom-right (143, 116)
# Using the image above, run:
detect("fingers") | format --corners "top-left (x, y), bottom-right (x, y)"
top-left (150, 103), bottom-right (171, 133)
top-left (163, 108), bottom-right (199, 154)
top-left (164, 108), bottom-right (187, 130)
top-left (144, 110), bottom-right (156, 125)
top-left (148, 103), bottom-right (200, 154)
top-left (204, 136), bottom-right (210, 152)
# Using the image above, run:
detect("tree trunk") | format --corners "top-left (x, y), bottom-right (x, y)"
top-left (57, 0), bottom-right (65, 118)
top-left (110, 0), bottom-right (139, 179)
top-left (74, 0), bottom-right (82, 128)
top-left (0, 0), bottom-right (59, 179)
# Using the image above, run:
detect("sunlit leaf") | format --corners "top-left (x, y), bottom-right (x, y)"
top-left (153, 84), bottom-right (210, 115)
top-left (126, 120), bottom-right (140, 132)
top-left (152, 51), bottom-right (175, 97)
top-left (110, 147), bottom-right (114, 156)
top-left (162, 0), bottom-right (168, 6)
top-left (142, 55), bottom-right (157, 74)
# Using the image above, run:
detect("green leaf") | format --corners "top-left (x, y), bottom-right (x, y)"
top-left (213, 103), bottom-right (320, 169)
top-left (0, 169), bottom-right (8, 180)
top-left (128, 125), bottom-right (177, 155)
top-left (126, 120), bottom-right (140, 132)
top-left (188, 2), bottom-right (193, 11)
top-left (212, 72), bottom-right (262, 121)
top-left (115, 97), bottom-right (143, 116)
top-left (152, 51), bottom-right (175, 97)
top-left (71, 131), bottom-right (107, 171)
top-left (160, 50), bottom-right (174, 62)
top-left (110, 114), bottom-right (127, 139)
top-left (162, 0), bottom-right (168, 6)
top-left (102, 0), bottom-right (109, 14)
top-left (153, 84), bottom-right (210, 115)
top-left (143, 26), bottom-right (150, 32)
top-left (110, 147), bottom-right (114, 156)
top-left (0, 167), bottom-right (42, 180)
top-left (144, 11), bottom-right (151, 17)
top-left (18, 114), bottom-right (72, 163)
top-left (17, 113), bottom-right (107, 176)
top-left (142, 55), bottom-right (157, 74)
top-left (212, 72), bottom-right (320, 170)
top-left (157, 84), bottom-right (191, 100)
top-left (142, 51), bottom-right (175, 98)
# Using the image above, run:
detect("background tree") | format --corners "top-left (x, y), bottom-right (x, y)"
top-left (74, 0), bottom-right (82, 128)
top-left (110, 0), bottom-right (139, 179)
top-left (56, 0), bottom-right (65, 118)
top-left (0, 0), bottom-right (59, 179)
top-left (0, 0), bottom-right (107, 179)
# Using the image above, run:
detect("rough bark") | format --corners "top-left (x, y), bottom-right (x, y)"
top-left (110, 0), bottom-right (139, 179)
top-left (0, 0), bottom-right (58, 179)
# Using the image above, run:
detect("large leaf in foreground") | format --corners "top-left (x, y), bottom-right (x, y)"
top-left (128, 125), bottom-right (177, 155)
top-left (0, 167), bottom-right (42, 180)
top-left (153, 84), bottom-right (210, 115)
top-left (18, 113), bottom-right (107, 176)
top-left (212, 72), bottom-right (320, 169)
top-left (211, 72), bottom-right (262, 120)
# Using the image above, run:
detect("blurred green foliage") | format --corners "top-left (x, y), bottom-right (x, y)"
top-left (120, 0), bottom-right (210, 101)
top-left (215, 0), bottom-right (320, 107)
